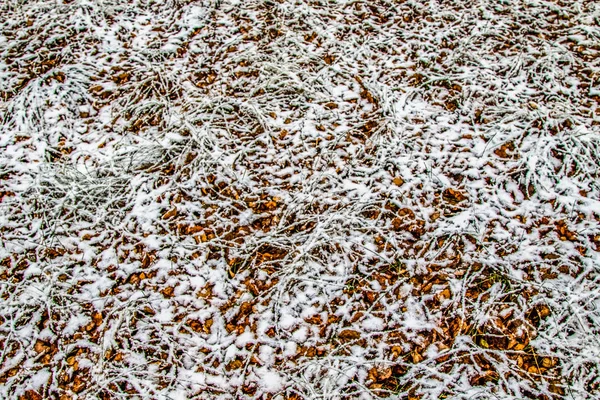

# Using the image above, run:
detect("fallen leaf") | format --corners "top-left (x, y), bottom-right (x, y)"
top-left (555, 220), bottom-right (577, 241)
top-left (19, 390), bottom-right (42, 400)
top-left (161, 286), bottom-right (175, 298)
top-left (494, 141), bottom-right (516, 159)
top-left (323, 54), bottom-right (335, 65)
top-left (238, 302), bottom-right (253, 317)
top-left (378, 366), bottom-right (392, 381)
top-left (33, 340), bottom-right (49, 354)
top-left (187, 225), bottom-right (203, 234)
top-left (442, 188), bottom-right (468, 204)
top-left (226, 359), bottom-right (243, 371)
top-left (162, 207), bottom-right (178, 220)
top-left (338, 329), bottom-right (361, 341)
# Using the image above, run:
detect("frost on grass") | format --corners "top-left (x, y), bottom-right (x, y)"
top-left (1, 0), bottom-right (600, 399)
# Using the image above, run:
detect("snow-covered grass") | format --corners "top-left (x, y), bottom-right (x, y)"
top-left (1, 0), bottom-right (600, 399)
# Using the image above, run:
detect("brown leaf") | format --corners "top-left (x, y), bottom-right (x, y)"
top-left (398, 208), bottom-right (416, 219)
top-left (537, 305), bottom-right (551, 318)
top-left (527, 365), bottom-right (541, 374)
top-left (361, 89), bottom-right (376, 104)
top-left (494, 141), bottom-right (516, 159)
top-left (304, 346), bottom-right (316, 357)
top-left (89, 84), bottom-right (104, 93)
top-left (363, 291), bottom-right (377, 304)
top-left (197, 285), bottom-right (213, 299)
top-left (72, 375), bottom-right (86, 393)
top-left (141, 252), bottom-right (155, 268)
top-left (378, 366), bottom-right (392, 381)
top-left (442, 188), bottom-right (468, 204)
top-left (187, 225), bottom-right (203, 234)
top-left (438, 288), bottom-right (451, 300)
top-left (161, 286), bottom-right (175, 298)
top-left (162, 207), bottom-right (178, 220)
top-left (188, 320), bottom-right (203, 333)
top-left (204, 318), bottom-right (213, 334)
top-left (367, 367), bottom-right (378, 382)
top-left (513, 342), bottom-right (526, 351)
top-left (407, 220), bottom-right (425, 238)
top-left (238, 302), bottom-right (253, 317)
top-left (361, 120), bottom-right (378, 134)
top-left (44, 248), bottom-right (65, 259)
top-left (83, 319), bottom-right (96, 331)
top-left (304, 32), bottom-right (317, 42)
top-left (265, 200), bottom-right (278, 210)
top-left (541, 357), bottom-right (556, 368)
top-left (338, 329), bottom-right (361, 341)
top-left (411, 350), bottom-right (423, 363)
top-left (226, 358), bottom-right (243, 371)
top-left (54, 71), bottom-right (66, 83)
top-left (112, 72), bottom-right (130, 84)
top-left (41, 353), bottom-right (53, 365)
top-left (34, 340), bottom-right (49, 354)
top-left (555, 220), bottom-right (577, 241)
top-left (128, 273), bottom-right (140, 285)
top-left (391, 217), bottom-right (403, 231)
top-left (391, 346), bottom-right (403, 359)
top-left (142, 306), bottom-right (154, 315)
top-left (19, 390), bottom-right (42, 400)
top-left (350, 311), bottom-right (364, 323)
top-left (241, 383), bottom-right (257, 395)
top-left (91, 312), bottom-right (103, 326)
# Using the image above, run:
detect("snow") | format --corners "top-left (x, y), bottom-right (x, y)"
top-left (235, 330), bottom-right (254, 348)
top-left (259, 345), bottom-right (275, 365)
top-left (1, 0), bottom-right (600, 399)
top-left (283, 342), bottom-right (297, 358)
top-left (279, 313), bottom-right (298, 330)
top-left (29, 368), bottom-right (51, 390)
top-left (292, 326), bottom-right (308, 342)
top-left (362, 316), bottom-right (384, 332)
top-left (257, 369), bottom-right (283, 393)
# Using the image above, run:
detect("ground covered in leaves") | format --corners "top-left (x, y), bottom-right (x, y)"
top-left (1, 0), bottom-right (600, 399)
